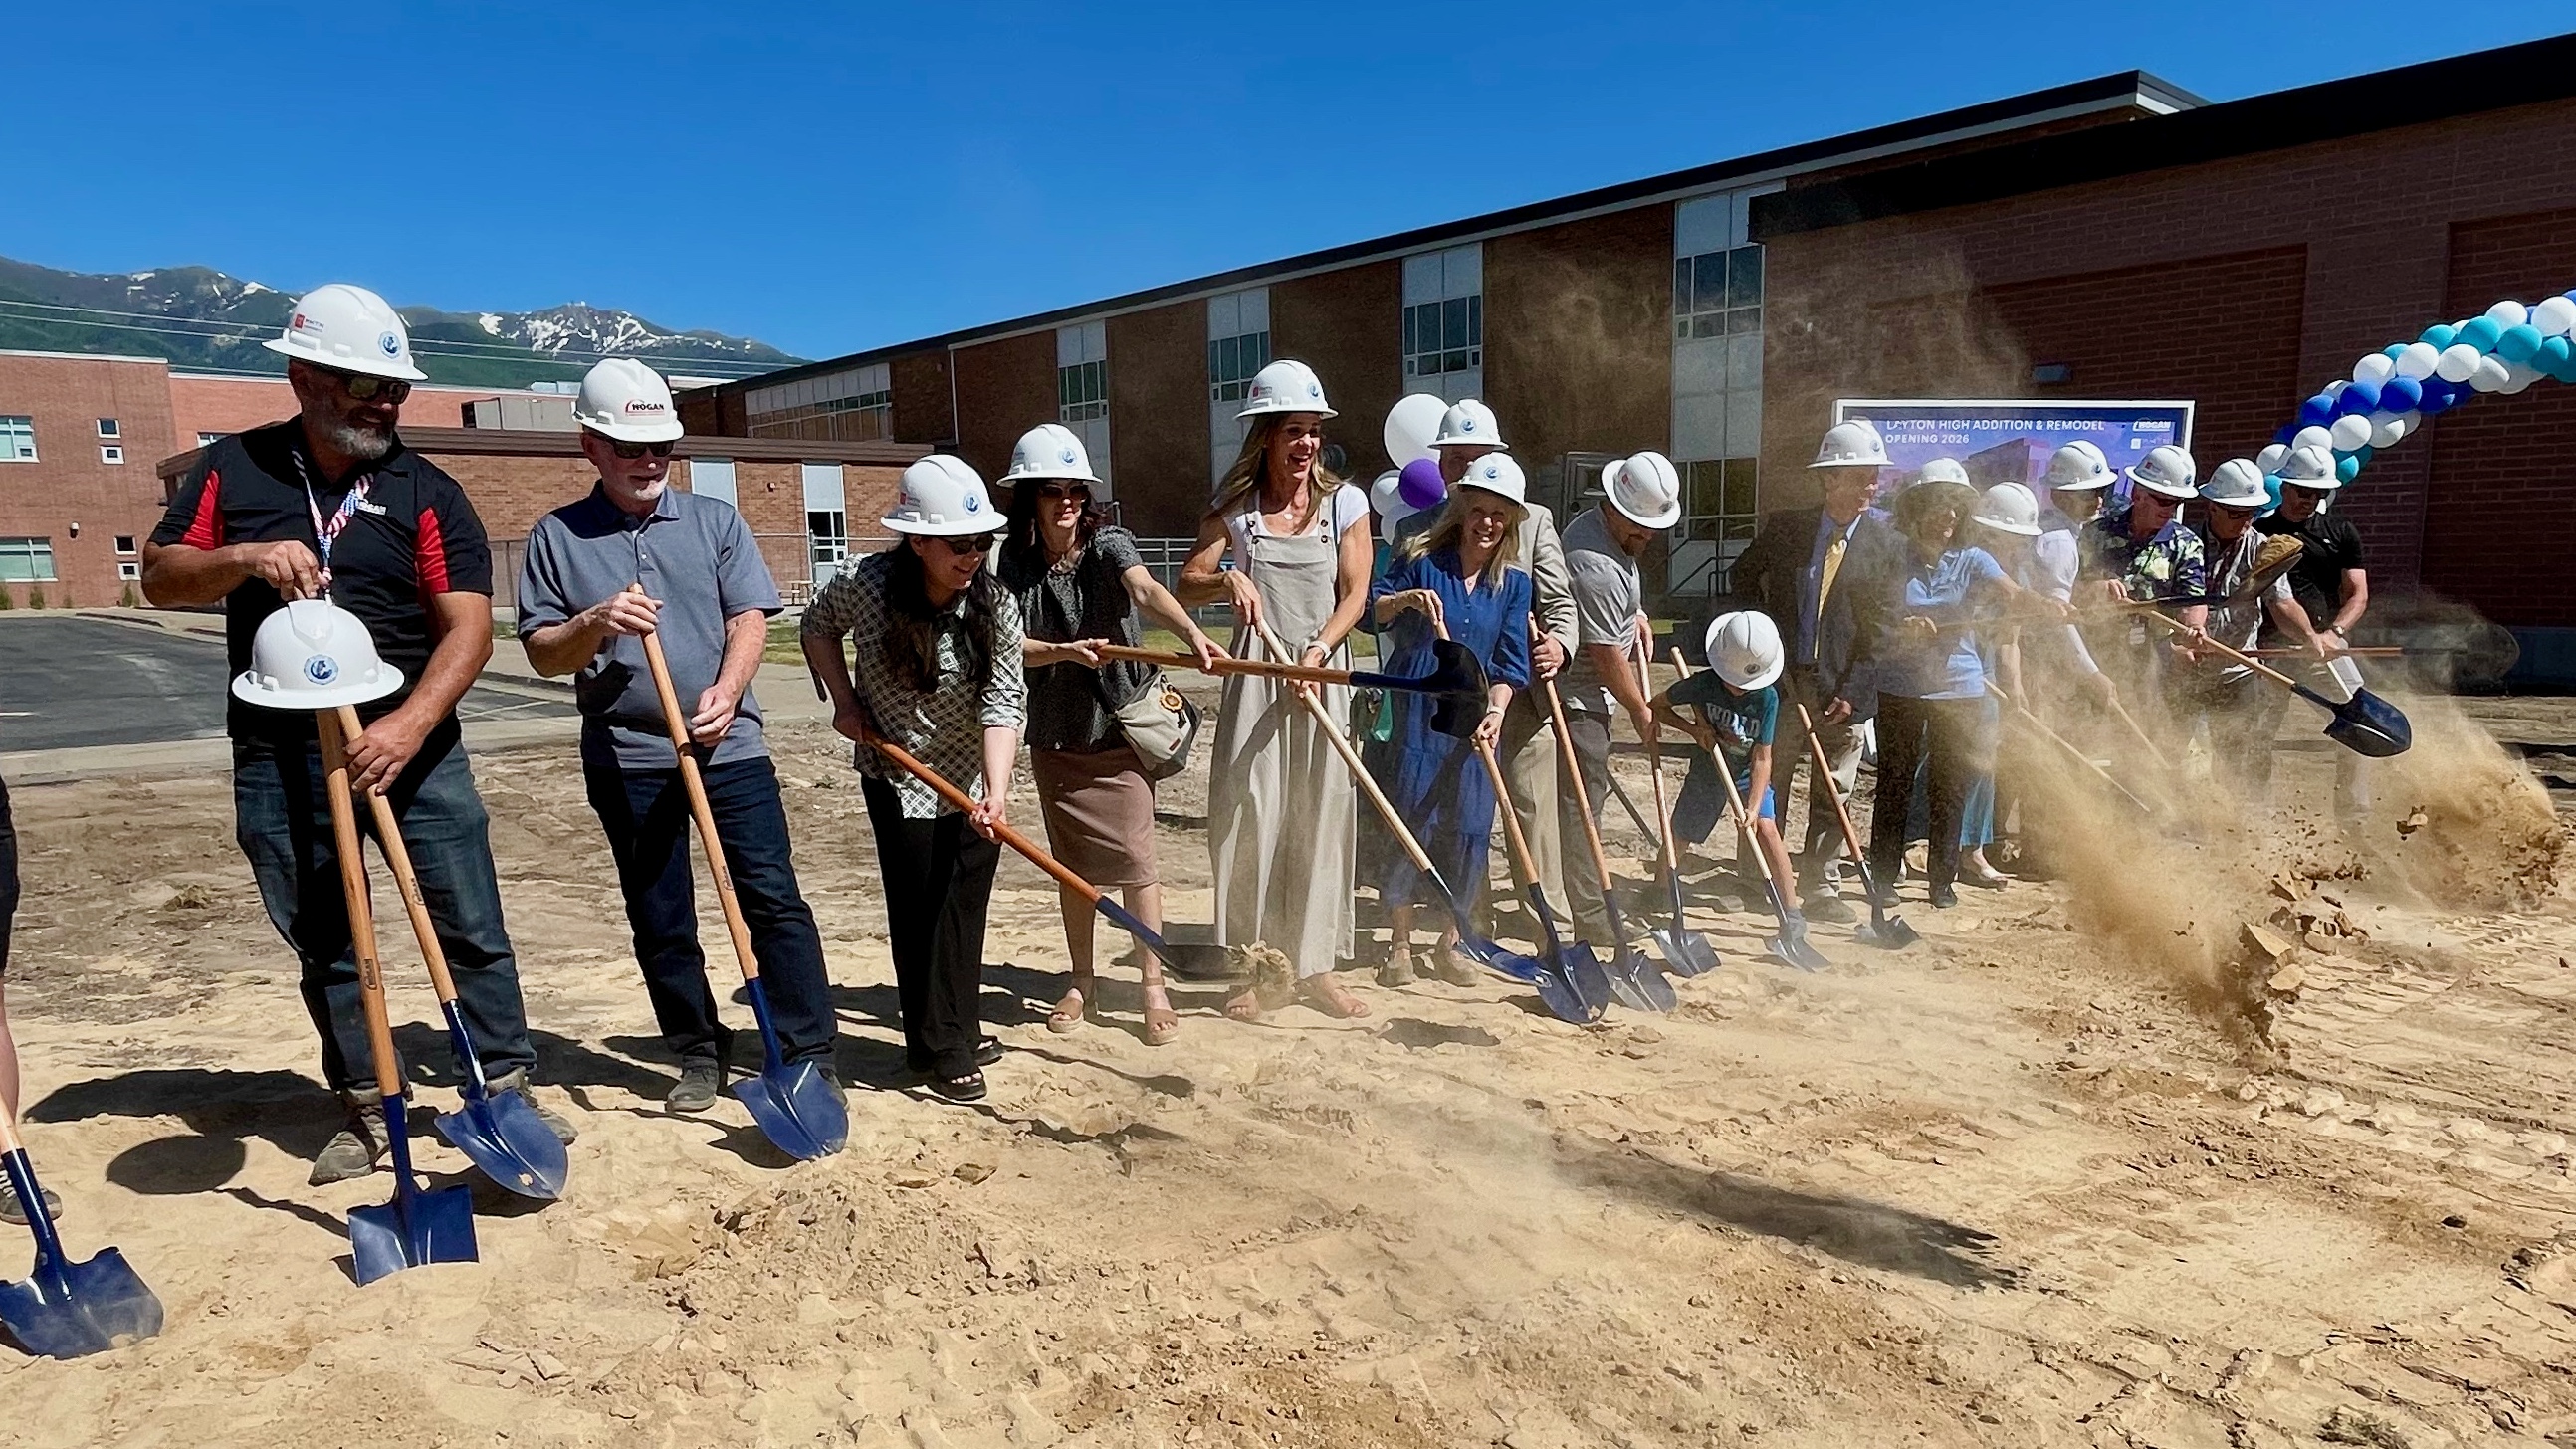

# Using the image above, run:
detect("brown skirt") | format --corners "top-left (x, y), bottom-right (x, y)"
top-left (1031, 743), bottom-right (1160, 889)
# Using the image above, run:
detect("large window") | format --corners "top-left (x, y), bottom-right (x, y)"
top-left (1670, 188), bottom-right (1777, 599)
top-left (0, 417), bottom-right (34, 462)
top-left (0, 538), bottom-right (56, 581)
top-left (1401, 245), bottom-right (1484, 400)
top-left (1207, 328), bottom-right (1270, 404)
top-left (1674, 245), bottom-right (1763, 341)
top-left (746, 363), bottom-right (890, 442)
top-left (1058, 359), bottom-right (1107, 422)
top-left (1682, 459), bottom-right (1760, 551)
top-left (687, 457), bottom-right (738, 507)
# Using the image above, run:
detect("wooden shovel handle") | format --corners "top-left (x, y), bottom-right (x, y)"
top-left (1633, 638), bottom-right (1681, 877)
top-left (2127, 607), bottom-right (2303, 691)
top-left (1795, 703), bottom-right (1873, 869)
top-left (1095, 644), bottom-right (1349, 687)
top-left (634, 592), bottom-right (764, 986)
top-left (1249, 618), bottom-right (1436, 876)
top-left (858, 727), bottom-right (1102, 906)
top-left (1537, 648), bottom-right (1621, 902)
top-left (317, 710), bottom-right (406, 1102)
top-left (333, 706), bottom-right (465, 1007)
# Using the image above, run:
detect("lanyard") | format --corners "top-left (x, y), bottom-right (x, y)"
top-left (289, 448), bottom-right (373, 596)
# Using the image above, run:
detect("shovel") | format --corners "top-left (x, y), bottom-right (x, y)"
top-left (1794, 703), bottom-right (1918, 950)
top-left (858, 728), bottom-right (1237, 986)
top-left (1672, 655), bottom-right (1830, 972)
top-left (639, 624), bottom-right (847, 1162)
top-left (334, 706), bottom-right (565, 1200)
top-left (1477, 735), bottom-right (1611, 1021)
top-left (1097, 639), bottom-right (1492, 739)
top-left (2136, 611), bottom-right (2411, 757)
top-left (1631, 641), bottom-right (1719, 977)
top-left (1245, 619), bottom-right (1586, 1019)
top-left (317, 710), bottom-right (478, 1285)
top-left (0, 1104), bottom-right (161, 1359)
top-left (1536, 666), bottom-right (1675, 1013)
top-left (1987, 684), bottom-right (2158, 818)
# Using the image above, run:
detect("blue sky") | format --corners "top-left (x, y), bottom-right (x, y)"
top-left (5, 4), bottom-right (2568, 361)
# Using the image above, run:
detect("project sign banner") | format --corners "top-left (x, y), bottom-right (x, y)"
top-left (1832, 399), bottom-right (2196, 495)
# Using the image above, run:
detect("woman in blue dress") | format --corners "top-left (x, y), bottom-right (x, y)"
top-left (1368, 454), bottom-right (1531, 987)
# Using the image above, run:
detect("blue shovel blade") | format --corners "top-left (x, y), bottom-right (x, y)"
top-left (1614, 948), bottom-right (1679, 1012)
top-left (433, 1089), bottom-right (568, 1201)
top-left (733, 1060), bottom-right (848, 1161)
top-left (0, 1248), bottom-right (164, 1360)
top-left (2320, 688), bottom-right (2411, 757)
top-left (349, 1185), bottom-right (478, 1286)
top-left (1562, 944), bottom-right (1617, 1017)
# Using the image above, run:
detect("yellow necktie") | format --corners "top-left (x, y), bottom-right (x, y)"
top-left (1818, 532), bottom-right (1848, 610)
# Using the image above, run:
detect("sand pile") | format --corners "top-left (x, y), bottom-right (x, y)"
top-left (2381, 692), bottom-right (2568, 910)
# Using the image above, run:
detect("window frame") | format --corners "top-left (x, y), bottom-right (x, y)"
top-left (96, 417), bottom-right (120, 439)
top-left (1058, 358), bottom-right (1108, 424)
top-left (0, 416), bottom-right (35, 463)
top-left (100, 444), bottom-right (124, 465)
top-left (0, 537), bottom-right (58, 582)
top-left (1206, 329), bottom-right (1271, 404)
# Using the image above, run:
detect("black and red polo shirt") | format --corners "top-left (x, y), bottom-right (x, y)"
top-left (150, 420), bottom-right (495, 743)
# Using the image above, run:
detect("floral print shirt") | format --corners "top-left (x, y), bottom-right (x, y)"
top-left (2080, 508), bottom-right (2208, 605)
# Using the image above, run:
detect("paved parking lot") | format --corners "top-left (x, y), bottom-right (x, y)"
top-left (0, 615), bottom-right (567, 752)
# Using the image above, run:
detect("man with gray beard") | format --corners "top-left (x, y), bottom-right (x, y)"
top-left (143, 284), bottom-right (569, 1185)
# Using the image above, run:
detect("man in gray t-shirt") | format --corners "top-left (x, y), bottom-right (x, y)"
top-left (1553, 452), bottom-right (1681, 947)
top-left (518, 360), bottom-right (837, 1113)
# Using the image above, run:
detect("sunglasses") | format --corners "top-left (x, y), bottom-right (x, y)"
top-left (609, 438), bottom-right (677, 461)
top-left (936, 533), bottom-right (998, 556)
top-left (336, 373), bottom-right (411, 404)
top-left (1036, 482), bottom-right (1091, 501)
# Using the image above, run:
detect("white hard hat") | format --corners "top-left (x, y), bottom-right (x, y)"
top-left (1431, 399), bottom-right (1507, 451)
top-left (230, 598), bottom-right (405, 711)
top-left (1368, 469), bottom-right (1422, 529)
top-left (261, 284), bottom-right (427, 382)
top-left (1703, 611), bottom-right (1784, 692)
top-left (2041, 441), bottom-right (2115, 491)
top-left (883, 455), bottom-right (1002, 536)
top-left (2200, 458), bottom-right (2270, 509)
top-left (2275, 444), bottom-right (2341, 492)
top-left (1236, 359), bottom-right (1336, 420)
top-left (1602, 450), bottom-right (1682, 529)
top-left (1971, 482), bottom-right (2042, 537)
top-left (1001, 423), bottom-right (1100, 485)
top-left (1454, 452), bottom-right (1528, 507)
top-left (1917, 458), bottom-right (1971, 488)
top-left (2124, 444), bottom-right (2198, 502)
top-left (573, 358), bottom-right (683, 443)
top-left (1810, 420), bottom-right (1888, 470)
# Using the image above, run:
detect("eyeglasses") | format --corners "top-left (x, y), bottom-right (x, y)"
top-left (609, 439), bottom-right (677, 461)
top-left (336, 373), bottom-right (411, 404)
top-left (1036, 482), bottom-right (1091, 501)
top-left (937, 533), bottom-right (997, 556)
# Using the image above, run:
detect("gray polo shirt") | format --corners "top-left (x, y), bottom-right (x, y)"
top-left (1561, 505), bottom-right (1643, 717)
top-left (518, 484), bottom-right (782, 770)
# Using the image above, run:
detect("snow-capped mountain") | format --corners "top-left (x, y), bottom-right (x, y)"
top-left (0, 255), bottom-right (802, 389)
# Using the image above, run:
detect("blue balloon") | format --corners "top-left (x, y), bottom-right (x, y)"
top-left (2417, 383), bottom-right (2457, 416)
top-left (2352, 444), bottom-right (2374, 467)
top-left (2333, 380), bottom-right (2383, 416)
top-left (2298, 394), bottom-right (2337, 426)
top-left (2461, 315), bottom-right (2504, 351)
top-left (2382, 342), bottom-right (2408, 359)
top-left (2263, 474), bottom-right (2284, 512)
top-left (2380, 374), bottom-right (2423, 411)
top-left (2336, 455), bottom-right (2361, 483)
top-left (2497, 324), bottom-right (2544, 364)
top-left (2544, 335), bottom-right (2576, 381)
top-left (2422, 323), bottom-right (2458, 348)
top-left (2273, 423), bottom-right (2300, 445)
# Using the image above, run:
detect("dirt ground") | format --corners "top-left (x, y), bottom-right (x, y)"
top-left (5, 687), bottom-right (2576, 1448)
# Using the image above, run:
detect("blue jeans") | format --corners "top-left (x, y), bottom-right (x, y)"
top-left (233, 733), bottom-right (535, 1094)
top-left (584, 757), bottom-right (835, 1066)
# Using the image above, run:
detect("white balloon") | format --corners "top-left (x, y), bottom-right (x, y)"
top-left (2394, 341), bottom-right (2441, 379)
top-left (2503, 361), bottom-right (2542, 394)
top-left (2533, 296), bottom-right (2576, 339)
top-left (2351, 353), bottom-right (2395, 385)
top-left (2322, 378), bottom-right (2349, 398)
top-left (2437, 343), bottom-right (2485, 383)
top-left (2254, 443), bottom-right (2289, 473)
top-left (2470, 355), bottom-right (2511, 392)
top-left (2486, 300), bottom-right (2529, 328)
top-left (2329, 414), bottom-right (2374, 451)
top-left (1381, 393), bottom-right (1447, 467)
top-left (2369, 416), bottom-right (2404, 449)
top-left (1368, 469), bottom-right (1420, 526)
top-left (2293, 425), bottom-right (2335, 454)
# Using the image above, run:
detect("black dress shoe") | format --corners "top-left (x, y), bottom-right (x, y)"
top-left (1927, 883), bottom-right (1959, 910)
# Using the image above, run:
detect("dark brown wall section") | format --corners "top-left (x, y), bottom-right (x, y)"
top-left (1486, 206), bottom-right (1676, 493)
top-left (1271, 260), bottom-right (1403, 485)
top-left (1105, 299), bottom-right (1209, 537)
top-left (949, 331), bottom-right (1058, 486)
top-left (889, 349), bottom-right (955, 445)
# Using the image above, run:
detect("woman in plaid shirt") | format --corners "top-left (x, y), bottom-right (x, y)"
top-left (803, 456), bottom-right (1025, 1102)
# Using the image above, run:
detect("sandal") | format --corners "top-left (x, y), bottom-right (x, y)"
top-left (1298, 973), bottom-right (1371, 1019)
top-left (1223, 988), bottom-right (1263, 1022)
top-left (1142, 982), bottom-right (1180, 1047)
top-left (928, 1069), bottom-right (987, 1102)
top-left (1048, 975), bottom-right (1098, 1034)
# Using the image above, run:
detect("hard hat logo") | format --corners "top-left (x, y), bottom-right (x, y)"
top-left (1059, 447), bottom-right (1077, 465)
top-left (378, 332), bottom-right (401, 358)
top-left (305, 656), bottom-right (338, 685)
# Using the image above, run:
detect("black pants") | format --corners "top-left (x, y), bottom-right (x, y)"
top-left (862, 777), bottom-right (999, 1079)
top-left (585, 757), bottom-right (835, 1067)
top-left (0, 774), bottom-right (17, 978)
top-left (1869, 695), bottom-right (1982, 892)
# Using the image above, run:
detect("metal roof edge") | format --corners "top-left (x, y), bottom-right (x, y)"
top-left (700, 71), bottom-right (2185, 400)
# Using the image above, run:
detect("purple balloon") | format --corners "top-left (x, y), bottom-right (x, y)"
top-left (1397, 457), bottom-right (1447, 510)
